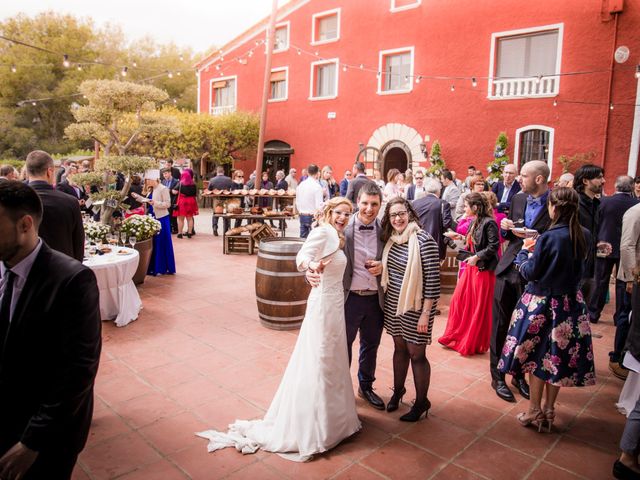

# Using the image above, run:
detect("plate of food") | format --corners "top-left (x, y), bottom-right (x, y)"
top-left (100, 247), bottom-right (112, 254)
top-left (277, 189), bottom-right (285, 195)
top-left (222, 190), bottom-right (231, 195)
top-left (232, 189), bottom-right (242, 195)
top-left (241, 189), bottom-right (249, 195)
top-left (249, 189), bottom-right (258, 195)
top-left (259, 188), bottom-right (268, 195)
top-left (213, 189), bottom-right (222, 195)
top-left (268, 189), bottom-right (277, 195)
top-left (117, 249), bottom-right (133, 255)
top-left (512, 227), bottom-right (538, 238)
top-left (286, 188), bottom-right (296, 195)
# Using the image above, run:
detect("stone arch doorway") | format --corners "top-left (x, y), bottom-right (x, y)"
top-left (381, 140), bottom-right (412, 180)
top-left (263, 140), bottom-right (294, 183)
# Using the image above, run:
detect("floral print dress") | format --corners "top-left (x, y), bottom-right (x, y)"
top-left (498, 224), bottom-right (596, 387)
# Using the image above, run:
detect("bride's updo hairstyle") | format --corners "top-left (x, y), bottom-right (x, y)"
top-left (319, 196), bottom-right (353, 249)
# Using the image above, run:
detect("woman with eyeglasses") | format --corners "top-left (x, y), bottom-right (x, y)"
top-left (232, 170), bottom-right (246, 227)
top-left (380, 197), bottom-right (440, 421)
top-left (197, 197), bottom-right (361, 461)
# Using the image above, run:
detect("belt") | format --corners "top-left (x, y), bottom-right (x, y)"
top-left (299, 212), bottom-right (314, 216)
top-left (350, 289), bottom-right (378, 296)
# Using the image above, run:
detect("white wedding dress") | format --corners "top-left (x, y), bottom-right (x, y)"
top-left (197, 226), bottom-right (361, 462)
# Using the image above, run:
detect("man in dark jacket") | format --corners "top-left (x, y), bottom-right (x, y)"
top-left (207, 166), bottom-right (234, 236)
top-left (412, 178), bottom-right (452, 260)
top-left (25, 151), bottom-right (84, 261)
top-left (345, 162), bottom-right (372, 206)
top-left (491, 163), bottom-right (521, 213)
top-left (490, 160), bottom-right (551, 403)
top-left (573, 164), bottom-right (605, 321)
top-left (0, 181), bottom-right (101, 480)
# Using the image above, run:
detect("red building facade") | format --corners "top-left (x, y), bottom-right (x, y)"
top-left (197, 0), bottom-right (640, 188)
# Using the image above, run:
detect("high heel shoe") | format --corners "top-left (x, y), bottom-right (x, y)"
top-left (542, 408), bottom-right (555, 433)
top-left (399, 398), bottom-right (431, 422)
top-left (186, 232), bottom-right (193, 238)
top-left (516, 408), bottom-right (545, 432)
top-left (386, 387), bottom-right (406, 412)
top-left (177, 233), bottom-right (183, 239)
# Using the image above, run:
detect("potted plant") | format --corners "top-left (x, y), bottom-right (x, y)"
top-left (121, 214), bottom-right (162, 284)
top-left (487, 132), bottom-right (510, 185)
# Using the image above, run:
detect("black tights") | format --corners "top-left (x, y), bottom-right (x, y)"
top-left (392, 335), bottom-right (430, 408)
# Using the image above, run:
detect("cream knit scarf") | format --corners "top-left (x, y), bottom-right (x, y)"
top-left (381, 221), bottom-right (423, 316)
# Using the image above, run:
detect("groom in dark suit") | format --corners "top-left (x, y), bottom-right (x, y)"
top-left (307, 181), bottom-right (387, 409)
top-left (490, 161), bottom-right (552, 403)
top-left (0, 181), bottom-right (102, 480)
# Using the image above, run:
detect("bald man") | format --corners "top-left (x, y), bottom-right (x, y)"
top-left (490, 161), bottom-right (552, 402)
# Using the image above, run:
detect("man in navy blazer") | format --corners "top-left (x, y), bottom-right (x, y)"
top-left (491, 163), bottom-right (521, 213)
top-left (589, 177), bottom-right (639, 368)
top-left (490, 161), bottom-right (551, 403)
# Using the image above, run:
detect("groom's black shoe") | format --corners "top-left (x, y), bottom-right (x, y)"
top-left (491, 379), bottom-right (516, 403)
top-left (358, 388), bottom-right (385, 410)
top-left (511, 378), bottom-right (530, 400)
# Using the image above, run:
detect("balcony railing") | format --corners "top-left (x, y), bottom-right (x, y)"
top-left (210, 104), bottom-right (236, 116)
top-left (490, 75), bottom-right (558, 99)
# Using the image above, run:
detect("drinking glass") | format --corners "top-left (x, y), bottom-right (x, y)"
top-left (129, 236), bottom-right (137, 248)
top-left (120, 231), bottom-right (127, 246)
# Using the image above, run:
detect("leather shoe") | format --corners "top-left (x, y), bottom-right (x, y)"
top-left (358, 388), bottom-right (385, 410)
top-left (492, 380), bottom-right (516, 403)
top-left (511, 378), bottom-right (530, 400)
top-left (613, 459), bottom-right (640, 479)
top-left (610, 361), bottom-right (629, 381)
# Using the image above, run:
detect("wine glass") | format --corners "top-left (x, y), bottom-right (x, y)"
top-left (108, 234), bottom-right (117, 247)
top-left (129, 236), bottom-right (137, 249)
top-left (120, 231), bottom-right (127, 247)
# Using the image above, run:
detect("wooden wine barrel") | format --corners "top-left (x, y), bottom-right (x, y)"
top-left (440, 247), bottom-right (459, 294)
top-left (255, 238), bottom-right (311, 330)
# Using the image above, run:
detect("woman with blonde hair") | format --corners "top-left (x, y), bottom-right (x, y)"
top-left (198, 196), bottom-right (361, 461)
top-left (381, 197), bottom-right (441, 421)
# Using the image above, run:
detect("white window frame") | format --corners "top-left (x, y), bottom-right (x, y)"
top-left (488, 23), bottom-right (564, 100)
top-left (514, 124), bottom-right (555, 179)
top-left (208, 75), bottom-right (237, 115)
top-left (311, 8), bottom-right (341, 46)
top-left (268, 66), bottom-right (289, 103)
top-left (309, 58), bottom-right (339, 101)
top-left (390, 0), bottom-right (422, 13)
top-left (377, 46), bottom-right (415, 95)
top-left (273, 21), bottom-right (290, 53)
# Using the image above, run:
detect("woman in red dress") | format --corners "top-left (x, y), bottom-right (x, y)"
top-left (173, 169), bottom-right (199, 238)
top-left (439, 193), bottom-right (500, 355)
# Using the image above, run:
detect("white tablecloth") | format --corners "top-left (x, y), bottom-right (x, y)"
top-left (84, 247), bottom-right (142, 327)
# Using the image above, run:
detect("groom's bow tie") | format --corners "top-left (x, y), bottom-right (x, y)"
top-left (359, 225), bottom-right (374, 231)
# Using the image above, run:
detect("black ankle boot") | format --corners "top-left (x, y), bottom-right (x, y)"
top-left (399, 398), bottom-right (431, 422)
top-left (387, 387), bottom-right (406, 412)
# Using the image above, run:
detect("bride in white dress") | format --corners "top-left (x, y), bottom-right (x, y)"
top-left (197, 197), bottom-right (361, 462)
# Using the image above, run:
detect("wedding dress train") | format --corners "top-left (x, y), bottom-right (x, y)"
top-left (197, 226), bottom-right (361, 461)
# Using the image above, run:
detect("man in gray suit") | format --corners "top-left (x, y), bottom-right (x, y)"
top-left (308, 182), bottom-right (386, 409)
top-left (412, 178), bottom-right (452, 260)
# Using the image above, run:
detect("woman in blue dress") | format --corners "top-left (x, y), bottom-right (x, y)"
top-left (499, 187), bottom-right (595, 432)
top-left (145, 170), bottom-right (176, 276)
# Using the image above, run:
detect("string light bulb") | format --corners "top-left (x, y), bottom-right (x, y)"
top-left (216, 64), bottom-right (221, 70)
top-left (76, 65), bottom-right (82, 71)
top-left (450, 84), bottom-right (455, 92)
top-left (553, 99), bottom-right (558, 107)
top-left (63, 54), bottom-right (70, 68)
top-left (359, 64), bottom-right (364, 70)
top-left (248, 50), bottom-right (253, 57)
top-left (31, 101), bottom-right (37, 106)
top-left (176, 71), bottom-right (181, 75)
top-left (132, 61), bottom-right (137, 67)
top-left (342, 65), bottom-right (347, 72)
top-left (376, 71), bottom-right (381, 79)
top-left (297, 49), bottom-right (301, 55)
top-left (609, 102), bottom-right (614, 110)
top-left (471, 77), bottom-right (477, 87)
top-left (415, 76), bottom-right (421, 84)
top-left (10, 65), bottom-right (16, 73)
top-left (167, 71), bottom-right (173, 78)
top-left (635, 65), bottom-right (640, 79)
top-left (534, 75), bottom-right (541, 84)
top-left (121, 66), bottom-right (128, 77)
top-left (179, 54), bottom-right (184, 62)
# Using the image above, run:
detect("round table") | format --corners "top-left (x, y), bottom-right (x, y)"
top-left (84, 247), bottom-right (142, 327)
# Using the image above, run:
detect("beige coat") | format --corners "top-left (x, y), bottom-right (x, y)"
top-left (617, 203), bottom-right (640, 283)
top-left (151, 183), bottom-right (171, 219)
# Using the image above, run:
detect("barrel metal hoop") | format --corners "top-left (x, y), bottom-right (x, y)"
top-left (258, 313), bottom-right (306, 322)
top-left (256, 297), bottom-right (307, 306)
top-left (259, 242), bottom-right (303, 253)
top-left (256, 267), bottom-right (305, 277)
top-left (257, 252), bottom-right (299, 261)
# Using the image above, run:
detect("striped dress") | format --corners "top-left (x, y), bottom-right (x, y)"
top-left (384, 230), bottom-right (441, 344)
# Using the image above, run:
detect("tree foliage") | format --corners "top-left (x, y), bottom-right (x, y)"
top-left (65, 79), bottom-right (179, 155)
top-left (0, 11), bottom-right (199, 158)
top-left (487, 132), bottom-right (510, 183)
top-left (132, 110), bottom-right (259, 173)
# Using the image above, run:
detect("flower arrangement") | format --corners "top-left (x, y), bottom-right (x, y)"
top-left (121, 214), bottom-right (162, 241)
top-left (487, 132), bottom-right (510, 184)
top-left (84, 221), bottom-right (111, 243)
top-left (426, 140), bottom-right (446, 177)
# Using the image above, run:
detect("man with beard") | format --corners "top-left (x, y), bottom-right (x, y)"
top-left (307, 181), bottom-right (387, 409)
top-left (0, 181), bottom-right (101, 480)
top-left (573, 164), bottom-right (605, 320)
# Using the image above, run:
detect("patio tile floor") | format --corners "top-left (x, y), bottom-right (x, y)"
top-left (73, 214), bottom-right (626, 479)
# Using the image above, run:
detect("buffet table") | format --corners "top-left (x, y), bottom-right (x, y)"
top-left (84, 247), bottom-right (142, 327)
top-left (212, 213), bottom-right (292, 237)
